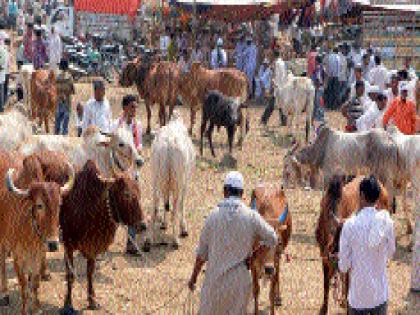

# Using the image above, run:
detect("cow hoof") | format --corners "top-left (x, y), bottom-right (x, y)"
top-left (172, 242), bottom-right (180, 250)
top-left (180, 230), bottom-right (188, 238)
top-left (0, 295), bottom-right (9, 306)
top-left (143, 240), bottom-right (151, 252)
top-left (88, 301), bottom-right (101, 310)
top-left (41, 273), bottom-right (52, 281)
top-left (274, 296), bottom-right (282, 306)
top-left (160, 224), bottom-right (167, 230)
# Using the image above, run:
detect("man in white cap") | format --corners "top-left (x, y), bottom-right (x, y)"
top-left (383, 81), bottom-right (417, 135)
top-left (188, 171), bottom-right (278, 315)
top-left (210, 37), bottom-right (227, 69)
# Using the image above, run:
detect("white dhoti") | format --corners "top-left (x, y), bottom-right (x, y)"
top-left (199, 264), bottom-right (252, 315)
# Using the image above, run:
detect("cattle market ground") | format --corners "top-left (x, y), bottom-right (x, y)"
top-left (2, 82), bottom-right (419, 315)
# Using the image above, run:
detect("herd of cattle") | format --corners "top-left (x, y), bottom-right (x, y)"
top-left (0, 56), bottom-right (417, 314)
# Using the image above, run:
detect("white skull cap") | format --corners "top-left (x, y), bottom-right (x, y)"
top-left (224, 171), bottom-right (244, 190)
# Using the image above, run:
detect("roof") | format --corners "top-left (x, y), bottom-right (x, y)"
top-left (74, 0), bottom-right (141, 18)
top-left (351, 0), bottom-right (420, 12)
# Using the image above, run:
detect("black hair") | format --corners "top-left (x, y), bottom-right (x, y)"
top-left (360, 176), bottom-right (381, 204)
top-left (355, 80), bottom-right (365, 89)
top-left (224, 185), bottom-right (243, 197)
top-left (59, 59), bottom-right (69, 70)
top-left (374, 55), bottom-right (381, 65)
top-left (122, 94), bottom-right (136, 108)
top-left (363, 53), bottom-right (369, 60)
top-left (377, 94), bottom-right (387, 102)
top-left (273, 50), bottom-right (280, 57)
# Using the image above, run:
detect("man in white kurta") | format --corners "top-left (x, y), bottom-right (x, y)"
top-left (243, 36), bottom-right (258, 98)
top-left (188, 171), bottom-right (278, 315)
top-left (210, 38), bottom-right (228, 69)
top-left (368, 55), bottom-right (388, 91)
top-left (82, 80), bottom-right (112, 134)
top-left (356, 91), bottom-right (387, 131)
top-left (48, 26), bottom-right (62, 71)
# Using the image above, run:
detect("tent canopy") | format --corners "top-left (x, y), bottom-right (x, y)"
top-left (74, 0), bottom-right (141, 18)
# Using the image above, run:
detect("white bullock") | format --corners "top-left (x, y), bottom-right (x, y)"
top-left (147, 110), bottom-right (196, 249)
top-left (18, 125), bottom-right (144, 178)
top-left (274, 71), bottom-right (315, 143)
top-left (387, 125), bottom-right (420, 225)
top-left (20, 64), bottom-right (35, 112)
top-left (0, 103), bottom-right (36, 151)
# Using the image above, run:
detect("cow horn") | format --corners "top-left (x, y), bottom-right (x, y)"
top-left (60, 163), bottom-right (75, 195)
top-left (6, 169), bottom-right (29, 197)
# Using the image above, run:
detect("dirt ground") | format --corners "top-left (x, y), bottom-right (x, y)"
top-left (1, 80), bottom-right (418, 315)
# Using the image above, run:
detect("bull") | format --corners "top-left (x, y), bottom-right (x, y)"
top-left (60, 160), bottom-right (146, 311)
top-left (146, 111), bottom-right (195, 250)
top-left (249, 183), bottom-right (292, 315)
top-left (0, 150), bottom-right (74, 315)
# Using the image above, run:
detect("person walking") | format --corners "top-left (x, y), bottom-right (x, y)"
top-left (324, 47), bottom-right (340, 109)
top-left (48, 26), bottom-right (62, 71)
top-left (243, 36), bottom-right (258, 98)
top-left (32, 27), bottom-right (47, 69)
top-left (23, 22), bottom-right (33, 63)
top-left (339, 176), bottom-right (395, 315)
top-left (82, 80), bottom-right (112, 134)
top-left (368, 56), bottom-right (388, 92)
top-left (210, 38), bottom-right (227, 69)
top-left (188, 171), bottom-right (278, 315)
top-left (54, 59), bottom-right (74, 135)
top-left (261, 49), bottom-right (287, 126)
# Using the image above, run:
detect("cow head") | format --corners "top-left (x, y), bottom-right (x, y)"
top-left (5, 164), bottom-right (75, 252)
top-left (84, 126), bottom-right (144, 178)
top-left (106, 127), bottom-right (144, 175)
top-left (282, 142), bottom-right (306, 188)
top-left (104, 172), bottom-right (147, 233)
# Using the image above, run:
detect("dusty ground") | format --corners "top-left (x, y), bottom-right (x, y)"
top-left (1, 80), bottom-right (418, 315)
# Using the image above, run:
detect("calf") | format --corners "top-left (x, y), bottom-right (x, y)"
top-left (0, 151), bottom-right (74, 315)
top-left (60, 160), bottom-right (146, 311)
top-left (316, 175), bottom-right (390, 315)
top-left (200, 90), bottom-right (248, 157)
top-left (249, 183), bottom-right (292, 315)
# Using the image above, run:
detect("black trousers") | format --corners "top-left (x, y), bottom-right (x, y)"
top-left (349, 302), bottom-right (387, 315)
top-left (4, 74), bottom-right (9, 104)
top-left (261, 96), bottom-right (287, 126)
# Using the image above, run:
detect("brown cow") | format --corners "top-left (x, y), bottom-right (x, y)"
top-left (60, 160), bottom-right (146, 311)
top-left (120, 58), bottom-right (181, 135)
top-left (316, 175), bottom-right (390, 315)
top-left (31, 70), bottom-right (57, 134)
top-left (179, 62), bottom-right (249, 138)
top-left (249, 183), bottom-right (292, 315)
top-left (0, 150), bottom-right (74, 315)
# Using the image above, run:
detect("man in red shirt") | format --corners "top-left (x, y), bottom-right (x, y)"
top-left (383, 82), bottom-right (417, 135)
